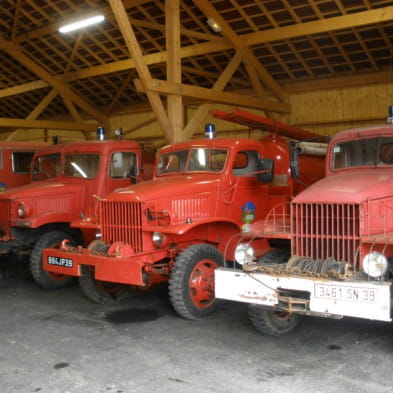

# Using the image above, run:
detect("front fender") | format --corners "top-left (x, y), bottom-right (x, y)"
top-left (146, 217), bottom-right (242, 236)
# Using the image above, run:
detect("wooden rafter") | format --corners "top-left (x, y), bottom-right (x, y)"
top-left (0, 118), bottom-right (97, 131)
top-left (0, 38), bottom-right (106, 125)
top-left (184, 51), bottom-right (243, 139)
top-left (134, 78), bottom-right (290, 113)
top-left (2, 4), bottom-right (392, 104)
top-left (108, 0), bottom-right (173, 142)
top-left (192, 0), bottom-right (287, 103)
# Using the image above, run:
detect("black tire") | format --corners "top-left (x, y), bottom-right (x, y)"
top-left (30, 230), bottom-right (76, 289)
top-left (79, 266), bottom-right (130, 305)
top-left (248, 305), bottom-right (300, 336)
top-left (169, 244), bottom-right (224, 320)
top-left (257, 248), bottom-right (290, 265)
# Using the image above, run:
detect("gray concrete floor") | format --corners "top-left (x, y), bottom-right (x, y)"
top-left (0, 267), bottom-right (392, 393)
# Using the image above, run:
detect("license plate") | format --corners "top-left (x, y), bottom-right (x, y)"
top-left (47, 255), bottom-right (73, 268)
top-left (314, 284), bottom-right (377, 303)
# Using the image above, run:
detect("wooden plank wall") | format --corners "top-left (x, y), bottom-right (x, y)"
top-left (6, 81), bottom-right (393, 149)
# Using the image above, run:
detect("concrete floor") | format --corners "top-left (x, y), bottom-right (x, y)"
top-left (0, 267), bottom-right (392, 393)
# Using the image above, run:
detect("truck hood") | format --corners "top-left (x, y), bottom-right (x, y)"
top-left (294, 170), bottom-right (393, 204)
top-left (0, 180), bottom-right (84, 200)
top-left (108, 174), bottom-right (221, 201)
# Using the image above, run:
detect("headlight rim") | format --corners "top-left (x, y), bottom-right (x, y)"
top-left (362, 251), bottom-right (388, 278)
top-left (234, 243), bottom-right (255, 265)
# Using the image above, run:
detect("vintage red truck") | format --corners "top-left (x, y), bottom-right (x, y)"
top-left (0, 141), bottom-right (48, 190)
top-left (42, 118), bottom-right (326, 319)
top-left (0, 134), bottom-right (153, 287)
top-left (215, 121), bottom-right (393, 336)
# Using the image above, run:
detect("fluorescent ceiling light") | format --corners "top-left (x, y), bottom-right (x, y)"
top-left (59, 15), bottom-right (105, 33)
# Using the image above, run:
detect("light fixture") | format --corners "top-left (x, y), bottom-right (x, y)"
top-left (207, 18), bottom-right (222, 33)
top-left (59, 15), bottom-right (105, 33)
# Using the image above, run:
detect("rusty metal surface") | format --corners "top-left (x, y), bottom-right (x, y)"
top-left (243, 256), bottom-right (353, 281)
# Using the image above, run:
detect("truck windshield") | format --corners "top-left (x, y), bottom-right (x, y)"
top-left (32, 153), bottom-right (61, 181)
top-left (63, 153), bottom-right (100, 178)
top-left (332, 137), bottom-right (393, 169)
top-left (157, 148), bottom-right (227, 175)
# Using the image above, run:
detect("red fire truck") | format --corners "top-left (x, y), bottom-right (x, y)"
top-left (0, 133), bottom-right (153, 287)
top-left (0, 141), bottom-right (48, 190)
top-left (42, 114), bottom-right (326, 319)
top-left (215, 121), bottom-right (393, 335)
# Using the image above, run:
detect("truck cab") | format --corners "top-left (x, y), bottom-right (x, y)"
top-left (0, 138), bottom-right (153, 288)
top-left (215, 123), bottom-right (393, 336)
top-left (0, 141), bottom-right (48, 190)
top-left (42, 135), bottom-right (325, 319)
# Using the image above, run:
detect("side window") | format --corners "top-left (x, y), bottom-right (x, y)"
top-left (379, 143), bottom-right (393, 164)
top-left (12, 152), bottom-right (35, 174)
top-left (33, 154), bottom-right (61, 180)
top-left (233, 150), bottom-right (259, 176)
top-left (109, 152), bottom-right (137, 178)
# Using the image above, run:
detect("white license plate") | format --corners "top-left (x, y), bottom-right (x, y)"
top-left (314, 284), bottom-right (377, 303)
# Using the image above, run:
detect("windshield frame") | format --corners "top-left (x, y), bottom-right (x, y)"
top-left (156, 147), bottom-right (228, 176)
top-left (331, 136), bottom-right (393, 171)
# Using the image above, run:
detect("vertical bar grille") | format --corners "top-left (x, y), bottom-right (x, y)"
top-left (292, 203), bottom-right (360, 266)
top-left (100, 201), bottom-right (143, 253)
top-left (0, 199), bottom-right (11, 238)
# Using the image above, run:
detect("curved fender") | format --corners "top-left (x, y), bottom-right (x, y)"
top-left (147, 217), bottom-right (241, 236)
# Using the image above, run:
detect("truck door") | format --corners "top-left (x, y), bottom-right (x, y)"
top-left (106, 151), bottom-right (139, 194)
top-left (224, 150), bottom-right (270, 223)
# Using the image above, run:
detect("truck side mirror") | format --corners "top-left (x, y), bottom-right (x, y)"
top-left (290, 141), bottom-right (299, 180)
top-left (257, 158), bottom-right (274, 183)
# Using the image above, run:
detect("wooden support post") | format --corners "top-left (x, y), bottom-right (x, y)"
top-left (166, 0), bottom-right (184, 142)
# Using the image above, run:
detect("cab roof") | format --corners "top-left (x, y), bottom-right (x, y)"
top-left (331, 123), bottom-right (393, 143)
top-left (34, 139), bottom-right (142, 156)
top-left (159, 137), bottom-right (265, 153)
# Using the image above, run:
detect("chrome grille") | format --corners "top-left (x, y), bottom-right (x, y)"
top-left (292, 203), bottom-right (360, 266)
top-left (0, 199), bottom-right (11, 237)
top-left (100, 201), bottom-right (143, 253)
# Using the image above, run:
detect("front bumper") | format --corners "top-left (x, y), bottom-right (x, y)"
top-left (215, 268), bottom-right (392, 322)
top-left (43, 247), bottom-right (168, 286)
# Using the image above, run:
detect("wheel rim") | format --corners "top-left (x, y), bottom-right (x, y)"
top-left (188, 258), bottom-right (218, 309)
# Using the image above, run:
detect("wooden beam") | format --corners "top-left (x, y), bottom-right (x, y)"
top-left (14, 0), bottom-right (222, 45)
top-left (0, 38), bottom-right (107, 124)
top-left (166, 0), bottom-right (183, 142)
top-left (184, 52), bottom-right (243, 139)
top-left (135, 78), bottom-right (290, 113)
top-left (192, 0), bottom-right (287, 103)
top-left (0, 80), bottom-right (48, 98)
top-left (108, 0), bottom-right (173, 142)
top-left (27, 89), bottom-right (58, 120)
top-left (284, 71), bottom-right (393, 93)
top-left (1, 5), bottom-right (393, 101)
top-left (0, 118), bottom-right (97, 131)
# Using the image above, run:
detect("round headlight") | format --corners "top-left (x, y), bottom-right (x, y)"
top-left (17, 204), bottom-right (26, 217)
top-left (362, 251), bottom-right (388, 278)
top-left (234, 243), bottom-right (254, 265)
top-left (152, 232), bottom-right (165, 247)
